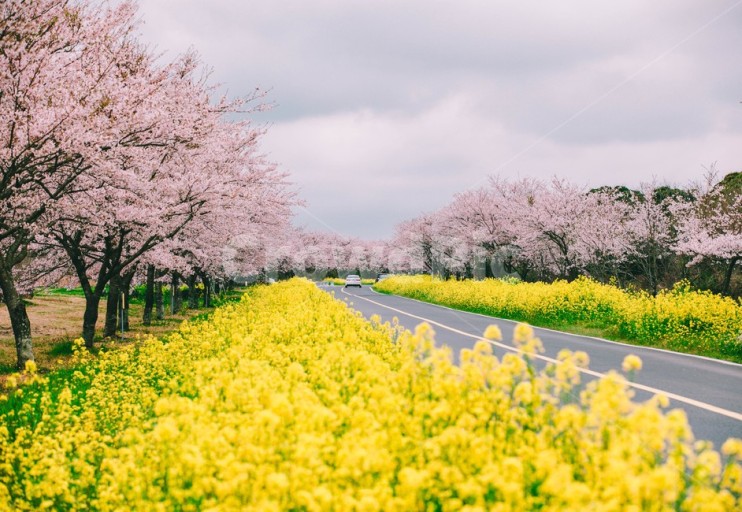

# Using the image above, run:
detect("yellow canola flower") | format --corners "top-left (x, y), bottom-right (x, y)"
top-left (513, 323), bottom-right (534, 343)
top-left (4, 375), bottom-right (17, 389)
top-left (483, 324), bottom-right (502, 341)
top-left (721, 438), bottom-right (742, 460)
top-left (23, 360), bottom-right (37, 374)
top-left (622, 354), bottom-right (643, 373)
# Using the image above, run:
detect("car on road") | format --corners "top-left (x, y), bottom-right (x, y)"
top-left (344, 275), bottom-right (362, 287)
top-left (375, 273), bottom-right (391, 282)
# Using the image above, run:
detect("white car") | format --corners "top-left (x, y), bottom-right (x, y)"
top-left (344, 275), bottom-right (362, 287)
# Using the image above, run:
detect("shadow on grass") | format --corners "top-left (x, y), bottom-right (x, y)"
top-left (0, 362), bottom-right (17, 375)
top-left (50, 339), bottom-right (75, 357)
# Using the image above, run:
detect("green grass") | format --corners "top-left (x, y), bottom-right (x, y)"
top-left (49, 340), bottom-right (75, 357)
top-left (0, 362), bottom-right (16, 374)
top-left (36, 287), bottom-right (86, 297)
top-left (1, 288), bottom-right (246, 377)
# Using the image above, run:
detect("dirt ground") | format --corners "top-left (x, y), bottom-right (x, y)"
top-left (0, 293), bottom-right (198, 374)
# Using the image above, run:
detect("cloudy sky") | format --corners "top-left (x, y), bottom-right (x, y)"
top-left (136, 0), bottom-right (742, 239)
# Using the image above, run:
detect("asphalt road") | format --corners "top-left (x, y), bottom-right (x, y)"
top-left (319, 283), bottom-right (742, 449)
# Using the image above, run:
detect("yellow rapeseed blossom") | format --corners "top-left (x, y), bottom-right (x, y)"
top-left (722, 438), bottom-right (742, 458)
top-left (622, 354), bottom-right (643, 373)
top-left (513, 323), bottom-right (534, 343)
top-left (483, 324), bottom-right (502, 340)
top-left (0, 278), bottom-right (738, 511)
top-left (23, 360), bottom-right (37, 374)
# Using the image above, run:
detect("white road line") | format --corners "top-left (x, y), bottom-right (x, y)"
top-left (338, 287), bottom-right (742, 423)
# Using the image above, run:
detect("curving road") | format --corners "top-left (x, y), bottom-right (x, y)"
top-left (319, 283), bottom-right (742, 449)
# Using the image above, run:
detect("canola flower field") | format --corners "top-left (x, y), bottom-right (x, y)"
top-left (0, 279), bottom-right (740, 511)
top-left (375, 275), bottom-right (742, 363)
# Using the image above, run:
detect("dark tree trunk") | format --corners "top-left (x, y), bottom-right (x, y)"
top-left (423, 244), bottom-right (433, 274)
top-left (187, 274), bottom-right (198, 309)
top-left (122, 292), bottom-right (129, 331)
top-left (119, 269), bottom-right (135, 331)
top-left (103, 273), bottom-right (121, 338)
top-left (647, 249), bottom-right (659, 297)
top-left (155, 281), bottom-right (164, 320)
top-left (82, 294), bottom-right (102, 349)
top-left (170, 272), bottom-right (180, 314)
top-left (0, 265), bottom-right (34, 370)
top-left (484, 255), bottom-right (494, 279)
top-left (566, 264), bottom-right (580, 282)
top-left (721, 256), bottom-right (739, 297)
top-left (58, 231), bottom-right (121, 348)
top-left (143, 264), bottom-right (155, 326)
top-left (201, 274), bottom-right (211, 308)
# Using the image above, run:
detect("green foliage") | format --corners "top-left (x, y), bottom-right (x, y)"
top-left (717, 171), bottom-right (742, 195)
top-left (128, 284), bottom-right (147, 305)
top-left (36, 287), bottom-right (86, 297)
top-left (589, 185), bottom-right (643, 205)
top-left (652, 185), bottom-right (694, 204)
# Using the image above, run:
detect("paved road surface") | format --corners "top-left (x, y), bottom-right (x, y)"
top-left (320, 283), bottom-right (742, 449)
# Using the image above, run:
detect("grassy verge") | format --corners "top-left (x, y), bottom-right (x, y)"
top-left (374, 275), bottom-right (742, 364)
top-left (0, 287), bottom-right (243, 375)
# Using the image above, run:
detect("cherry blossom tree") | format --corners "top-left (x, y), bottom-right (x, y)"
top-left (438, 185), bottom-right (517, 278)
top-left (390, 214), bottom-right (438, 274)
top-left (135, 127), bottom-right (294, 322)
top-left (365, 240), bottom-right (390, 274)
top-left (34, 50), bottom-right (196, 346)
top-left (622, 182), bottom-right (685, 295)
top-left (296, 230), bottom-right (332, 275)
top-left (490, 177), bottom-right (633, 282)
top-left (0, 0), bottom-right (140, 367)
top-left (4, 1), bottom-right (292, 349)
top-left (576, 190), bottom-right (634, 283)
top-left (675, 171), bottom-right (741, 296)
top-left (428, 211), bottom-right (479, 279)
top-left (0, 0), bottom-right (296, 364)
top-left (56, 63), bottom-right (291, 345)
top-left (385, 177), bottom-right (639, 283)
top-left (270, 230), bottom-right (390, 278)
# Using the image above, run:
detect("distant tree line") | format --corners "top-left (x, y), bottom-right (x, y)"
top-left (386, 170), bottom-right (741, 298)
top-left (257, 169), bottom-right (740, 300)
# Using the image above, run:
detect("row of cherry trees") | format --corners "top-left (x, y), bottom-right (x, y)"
top-left (385, 171), bottom-right (741, 297)
top-left (262, 170), bottom-right (739, 299)
top-left (1, 0), bottom-right (295, 368)
top-left (259, 229), bottom-right (389, 279)
top-left (272, 172), bottom-right (739, 298)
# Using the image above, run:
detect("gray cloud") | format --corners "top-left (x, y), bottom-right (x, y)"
top-left (137, 0), bottom-right (742, 238)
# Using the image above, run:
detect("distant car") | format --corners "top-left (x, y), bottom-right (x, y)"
top-left (344, 275), bottom-right (362, 288)
top-left (375, 273), bottom-right (391, 283)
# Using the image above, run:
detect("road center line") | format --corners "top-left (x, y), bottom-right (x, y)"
top-left (339, 287), bottom-right (742, 423)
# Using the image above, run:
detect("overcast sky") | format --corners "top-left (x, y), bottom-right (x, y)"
top-left (136, 0), bottom-right (742, 239)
